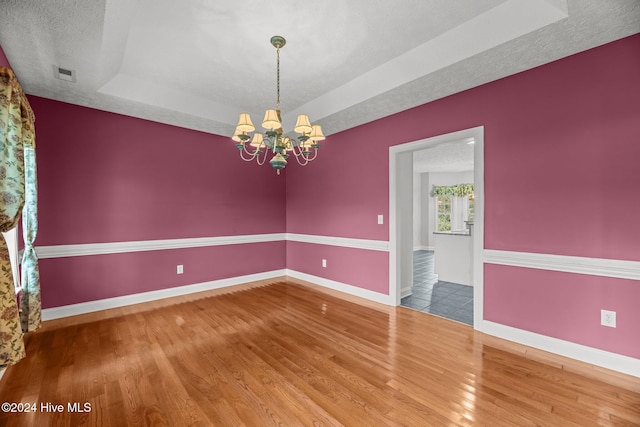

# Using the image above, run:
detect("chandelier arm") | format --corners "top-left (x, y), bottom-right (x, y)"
top-left (288, 143), bottom-right (301, 157)
top-left (288, 144), bottom-right (302, 161)
top-left (290, 143), bottom-right (318, 163)
top-left (239, 147), bottom-right (259, 162)
top-left (304, 147), bottom-right (319, 162)
top-left (293, 155), bottom-right (309, 166)
top-left (255, 146), bottom-right (269, 165)
top-left (291, 147), bottom-right (311, 166)
top-left (241, 143), bottom-right (255, 156)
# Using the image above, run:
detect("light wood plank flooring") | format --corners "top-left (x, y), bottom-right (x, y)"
top-left (1, 279), bottom-right (638, 426)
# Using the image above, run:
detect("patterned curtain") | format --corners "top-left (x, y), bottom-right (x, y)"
top-left (0, 67), bottom-right (38, 367)
top-left (20, 132), bottom-right (41, 332)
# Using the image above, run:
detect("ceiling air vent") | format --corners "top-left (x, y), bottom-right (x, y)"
top-left (53, 66), bottom-right (76, 82)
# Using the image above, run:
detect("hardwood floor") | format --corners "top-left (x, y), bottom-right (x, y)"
top-left (1, 279), bottom-right (638, 426)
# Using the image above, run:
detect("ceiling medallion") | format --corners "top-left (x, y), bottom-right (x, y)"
top-left (231, 36), bottom-right (325, 174)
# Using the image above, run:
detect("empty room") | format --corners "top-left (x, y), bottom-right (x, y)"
top-left (1, 1), bottom-right (639, 425)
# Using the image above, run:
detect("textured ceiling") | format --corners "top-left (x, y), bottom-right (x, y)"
top-left (0, 0), bottom-right (639, 143)
top-left (413, 138), bottom-right (475, 173)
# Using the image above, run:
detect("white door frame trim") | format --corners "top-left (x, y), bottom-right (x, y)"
top-left (389, 126), bottom-right (485, 328)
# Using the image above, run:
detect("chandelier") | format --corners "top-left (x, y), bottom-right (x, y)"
top-left (232, 36), bottom-right (325, 174)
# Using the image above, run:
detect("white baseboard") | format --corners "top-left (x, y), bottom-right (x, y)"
top-left (286, 269), bottom-right (393, 306)
top-left (480, 320), bottom-right (640, 378)
top-left (41, 270), bottom-right (287, 321)
top-left (401, 287), bottom-right (413, 298)
top-left (41, 268), bottom-right (394, 321)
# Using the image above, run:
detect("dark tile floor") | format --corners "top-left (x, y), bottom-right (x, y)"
top-left (401, 250), bottom-right (474, 325)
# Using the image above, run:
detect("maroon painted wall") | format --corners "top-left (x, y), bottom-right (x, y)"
top-left (31, 98), bottom-right (286, 245)
top-left (4, 34), bottom-right (639, 359)
top-left (286, 34), bottom-right (640, 358)
top-left (0, 44), bottom-right (10, 68)
top-left (29, 97), bottom-right (286, 308)
top-left (288, 34), bottom-right (640, 259)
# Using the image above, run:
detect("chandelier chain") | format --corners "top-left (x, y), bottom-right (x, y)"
top-left (276, 47), bottom-right (281, 110)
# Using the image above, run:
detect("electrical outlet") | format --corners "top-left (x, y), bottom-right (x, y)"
top-left (378, 214), bottom-right (384, 225)
top-left (322, 259), bottom-right (327, 268)
top-left (601, 309), bottom-right (616, 328)
top-left (177, 265), bottom-right (184, 274)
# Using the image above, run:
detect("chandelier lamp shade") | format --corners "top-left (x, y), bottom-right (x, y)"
top-left (231, 36), bottom-right (325, 174)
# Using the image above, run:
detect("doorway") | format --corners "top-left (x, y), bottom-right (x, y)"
top-left (389, 126), bottom-right (484, 328)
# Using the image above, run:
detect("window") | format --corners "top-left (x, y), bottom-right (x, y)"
top-left (432, 184), bottom-right (474, 233)
top-left (2, 228), bottom-right (20, 294)
top-left (436, 196), bottom-right (452, 232)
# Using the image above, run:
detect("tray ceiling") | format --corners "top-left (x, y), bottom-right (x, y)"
top-left (0, 0), bottom-right (638, 138)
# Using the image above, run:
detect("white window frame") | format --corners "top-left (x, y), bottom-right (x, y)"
top-left (434, 195), bottom-right (471, 232)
